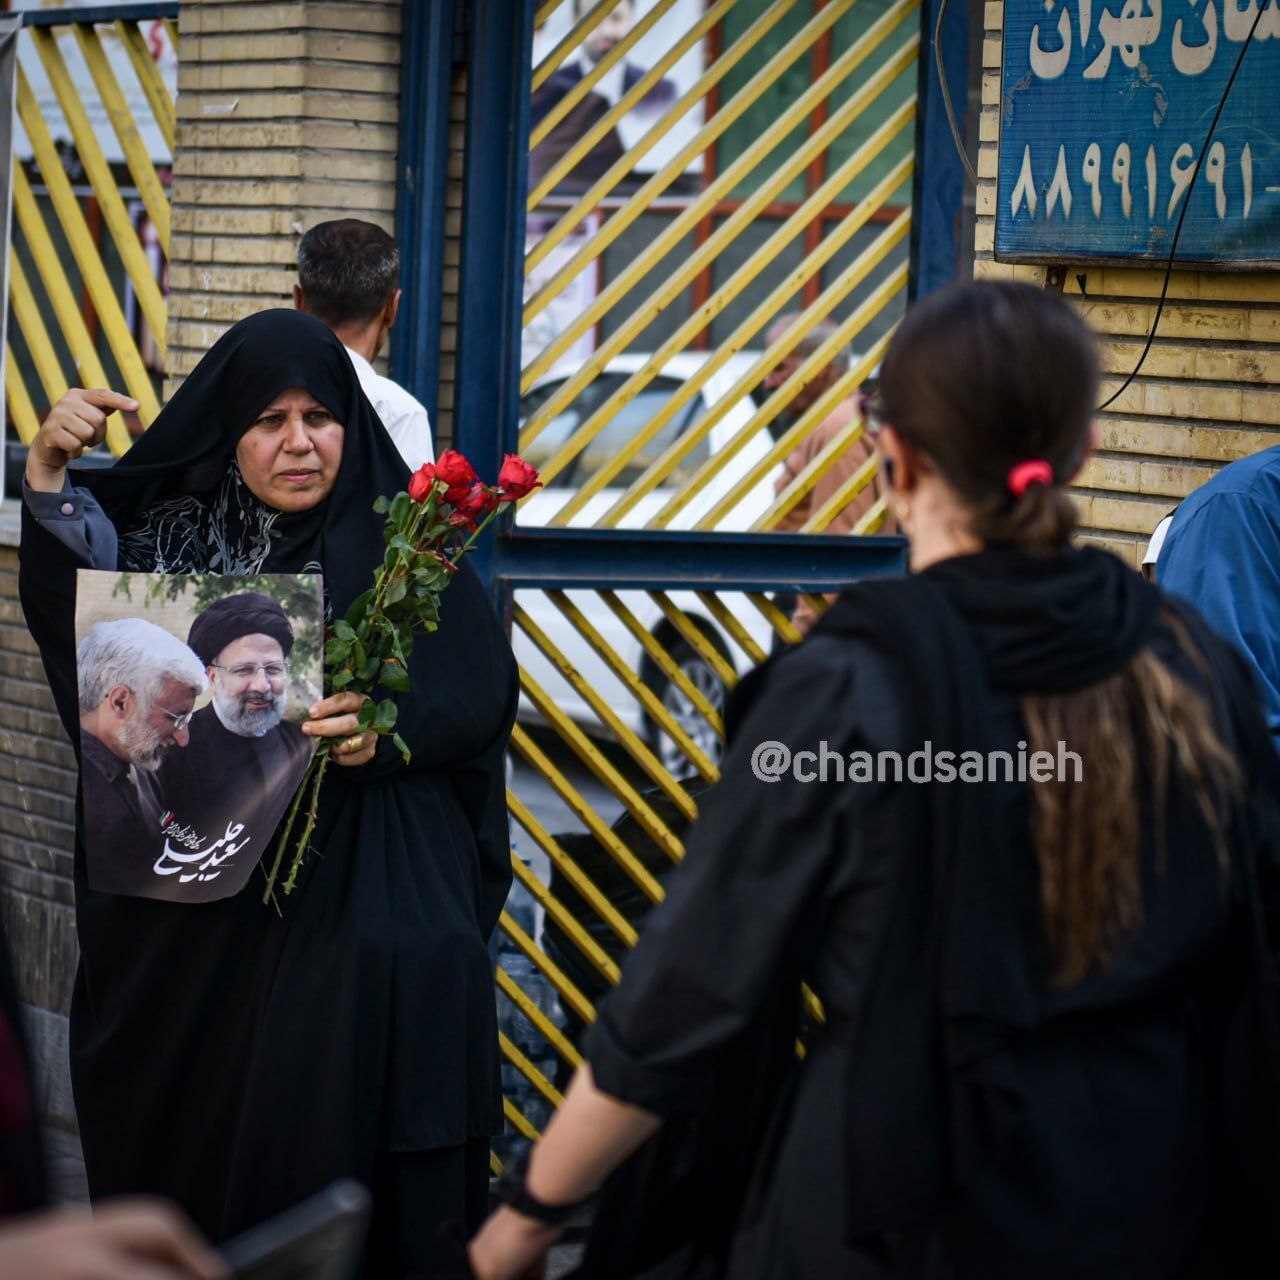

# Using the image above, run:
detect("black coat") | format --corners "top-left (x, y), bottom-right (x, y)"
top-left (79, 731), bottom-right (167, 896)
top-left (19, 312), bottom-right (518, 1242)
top-left (581, 551), bottom-right (1280, 1280)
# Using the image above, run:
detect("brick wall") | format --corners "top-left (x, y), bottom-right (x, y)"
top-left (165, 0), bottom-right (403, 389)
top-left (975, 1), bottom-right (1280, 568)
top-left (0, 522), bottom-right (84, 1196)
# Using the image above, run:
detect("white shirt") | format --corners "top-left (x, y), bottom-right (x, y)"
top-left (1142, 513), bottom-right (1174, 567)
top-left (343, 345), bottom-right (435, 470)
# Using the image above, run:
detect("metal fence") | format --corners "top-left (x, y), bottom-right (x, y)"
top-left (412, 0), bottom-right (969, 1167)
top-left (5, 2), bottom-right (177, 457)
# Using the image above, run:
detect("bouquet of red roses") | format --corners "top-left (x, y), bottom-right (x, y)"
top-left (262, 449), bottom-right (540, 906)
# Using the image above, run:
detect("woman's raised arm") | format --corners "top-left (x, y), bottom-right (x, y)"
top-left (25, 388), bottom-right (137, 493)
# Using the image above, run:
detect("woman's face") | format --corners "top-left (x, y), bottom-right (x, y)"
top-left (236, 387), bottom-right (345, 512)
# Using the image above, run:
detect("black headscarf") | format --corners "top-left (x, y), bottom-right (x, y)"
top-left (187, 592), bottom-right (295, 667)
top-left (80, 309), bottom-right (411, 612)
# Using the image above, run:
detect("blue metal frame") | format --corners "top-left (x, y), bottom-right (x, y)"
top-left (392, 1), bottom-right (457, 426)
top-left (452, 0), bottom-right (536, 591)
top-left (453, 0), bottom-right (534, 480)
top-left (20, 3), bottom-right (178, 25)
top-left (909, 0), bottom-right (970, 299)
top-left (440, 0), bottom-right (942, 616)
top-left (496, 528), bottom-right (908, 591)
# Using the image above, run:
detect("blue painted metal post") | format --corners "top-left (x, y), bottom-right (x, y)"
top-left (910, 0), bottom-right (971, 298)
top-left (453, 0), bottom-right (535, 591)
top-left (392, 0), bottom-right (456, 424)
top-left (443, 0), bottom-right (910, 609)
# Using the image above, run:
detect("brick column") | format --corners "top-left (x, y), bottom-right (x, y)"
top-left (164, 0), bottom-right (403, 391)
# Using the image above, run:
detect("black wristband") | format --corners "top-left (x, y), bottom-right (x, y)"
top-left (494, 1148), bottom-right (586, 1227)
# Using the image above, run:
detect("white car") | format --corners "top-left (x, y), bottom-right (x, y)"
top-left (513, 352), bottom-right (789, 777)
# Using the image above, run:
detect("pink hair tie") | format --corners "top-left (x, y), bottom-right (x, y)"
top-left (1006, 459), bottom-right (1054, 497)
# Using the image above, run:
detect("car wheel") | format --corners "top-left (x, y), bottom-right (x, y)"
top-left (642, 636), bottom-right (728, 779)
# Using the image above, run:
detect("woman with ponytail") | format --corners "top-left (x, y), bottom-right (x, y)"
top-left (471, 283), bottom-right (1280, 1279)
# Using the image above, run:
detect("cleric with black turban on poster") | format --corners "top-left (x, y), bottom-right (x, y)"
top-left (158, 592), bottom-right (313, 866)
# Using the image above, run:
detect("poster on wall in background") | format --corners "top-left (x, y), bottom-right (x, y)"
top-left (522, 210), bottom-right (602, 373)
top-left (74, 572), bottom-right (323, 903)
top-left (10, 1), bottom-right (177, 165)
top-left (529, 0), bottom-right (706, 198)
top-left (125, 197), bottom-right (168, 374)
top-left (996, 0), bottom-right (1280, 268)
top-left (0, 16), bottom-right (17, 500)
top-left (524, 0), bottom-right (708, 372)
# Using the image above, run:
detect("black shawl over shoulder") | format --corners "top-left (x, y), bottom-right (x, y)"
top-left (19, 311), bottom-right (518, 1241)
top-left (577, 547), bottom-right (1280, 1280)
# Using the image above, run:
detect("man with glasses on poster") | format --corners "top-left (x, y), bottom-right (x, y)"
top-left (76, 618), bottom-right (209, 895)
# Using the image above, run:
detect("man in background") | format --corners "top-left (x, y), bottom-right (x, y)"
top-left (1156, 444), bottom-right (1280, 749)
top-left (529, 0), bottom-right (678, 193)
top-left (766, 314), bottom-right (895, 636)
top-left (295, 218), bottom-right (434, 470)
top-left (77, 618), bottom-right (207, 890)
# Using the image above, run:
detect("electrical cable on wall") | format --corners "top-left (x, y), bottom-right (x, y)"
top-left (931, 0), bottom-right (1269, 411)
top-left (934, 0), bottom-right (978, 188)
top-left (1095, 0), bottom-right (1267, 409)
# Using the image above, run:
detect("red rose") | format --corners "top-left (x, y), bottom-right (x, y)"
top-left (407, 463), bottom-right (437, 503)
top-left (448, 484), bottom-right (500, 529)
top-left (498, 453), bottom-right (541, 500)
top-left (434, 449), bottom-right (478, 502)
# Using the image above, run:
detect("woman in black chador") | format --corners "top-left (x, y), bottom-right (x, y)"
top-left (20, 310), bottom-right (518, 1275)
top-left (471, 283), bottom-right (1280, 1279)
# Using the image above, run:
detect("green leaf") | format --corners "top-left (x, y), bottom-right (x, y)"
top-left (331, 670), bottom-right (354, 690)
top-left (358, 701), bottom-right (378, 729)
top-left (345, 589), bottom-right (374, 627)
top-left (374, 699), bottom-right (399, 732)
top-left (384, 577), bottom-right (408, 605)
top-left (393, 732), bottom-right (411, 764)
top-left (391, 492), bottom-right (413, 527)
top-left (373, 495), bottom-right (390, 514)
top-left (379, 659), bottom-right (410, 692)
top-left (333, 620), bottom-right (356, 642)
top-left (324, 638), bottom-right (350, 667)
top-left (351, 637), bottom-right (367, 673)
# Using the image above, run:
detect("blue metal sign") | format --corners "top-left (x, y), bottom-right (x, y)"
top-left (996, 0), bottom-right (1280, 267)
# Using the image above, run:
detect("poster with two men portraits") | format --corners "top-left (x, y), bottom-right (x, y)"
top-left (74, 570), bottom-right (324, 903)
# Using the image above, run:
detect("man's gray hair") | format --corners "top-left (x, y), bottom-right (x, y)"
top-left (297, 218), bottom-right (400, 326)
top-left (77, 618), bottom-right (208, 715)
top-left (765, 313), bottom-right (851, 373)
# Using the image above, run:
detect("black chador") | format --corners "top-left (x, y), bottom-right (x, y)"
top-left (576, 549), bottom-right (1280, 1280)
top-left (19, 311), bottom-right (518, 1259)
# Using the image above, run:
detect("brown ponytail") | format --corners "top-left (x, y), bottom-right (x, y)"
top-left (881, 284), bottom-right (1239, 983)
top-left (1021, 623), bottom-right (1240, 986)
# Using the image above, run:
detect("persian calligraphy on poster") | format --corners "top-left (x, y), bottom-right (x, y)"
top-left (996, 0), bottom-right (1280, 267)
